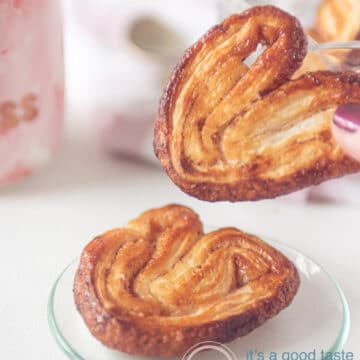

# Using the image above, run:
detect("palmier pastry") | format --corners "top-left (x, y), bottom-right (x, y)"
top-left (74, 204), bottom-right (299, 357)
top-left (154, 6), bottom-right (360, 202)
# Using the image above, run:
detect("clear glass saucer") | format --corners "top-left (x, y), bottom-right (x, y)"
top-left (48, 236), bottom-right (349, 360)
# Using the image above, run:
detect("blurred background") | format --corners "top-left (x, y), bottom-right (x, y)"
top-left (63, 0), bottom-right (218, 164)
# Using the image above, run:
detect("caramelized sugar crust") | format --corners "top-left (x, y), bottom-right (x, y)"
top-left (154, 6), bottom-right (360, 202)
top-left (74, 205), bottom-right (300, 357)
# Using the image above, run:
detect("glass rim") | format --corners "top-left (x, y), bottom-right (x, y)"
top-left (308, 39), bottom-right (360, 52)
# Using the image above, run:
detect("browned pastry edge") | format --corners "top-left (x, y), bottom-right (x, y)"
top-left (73, 204), bottom-right (300, 358)
top-left (154, 6), bottom-right (360, 202)
top-left (74, 269), bottom-right (298, 357)
top-left (155, 125), bottom-right (360, 202)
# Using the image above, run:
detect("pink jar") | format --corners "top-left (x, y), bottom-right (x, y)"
top-left (0, 0), bottom-right (64, 185)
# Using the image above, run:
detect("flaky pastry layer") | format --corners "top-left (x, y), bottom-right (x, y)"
top-left (74, 205), bottom-right (299, 357)
top-left (154, 6), bottom-right (360, 202)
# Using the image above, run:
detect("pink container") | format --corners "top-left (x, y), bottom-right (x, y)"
top-left (0, 0), bottom-right (64, 185)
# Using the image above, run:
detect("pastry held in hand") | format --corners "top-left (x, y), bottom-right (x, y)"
top-left (154, 6), bottom-right (360, 202)
top-left (74, 204), bottom-right (299, 357)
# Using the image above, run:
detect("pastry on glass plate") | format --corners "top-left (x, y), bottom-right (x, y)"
top-left (154, 5), bottom-right (360, 202)
top-left (74, 204), bottom-right (300, 357)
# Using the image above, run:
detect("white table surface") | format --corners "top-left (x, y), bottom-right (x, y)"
top-left (1, 1), bottom-right (360, 359)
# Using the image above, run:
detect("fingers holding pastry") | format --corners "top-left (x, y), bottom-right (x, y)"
top-left (154, 5), bottom-right (360, 202)
top-left (332, 103), bottom-right (360, 162)
top-left (304, 1), bottom-right (360, 164)
top-left (74, 205), bottom-right (300, 357)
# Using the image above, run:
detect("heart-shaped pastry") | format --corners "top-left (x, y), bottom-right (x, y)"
top-left (74, 204), bottom-right (299, 357)
top-left (154, 5), bottom-right (360, 202)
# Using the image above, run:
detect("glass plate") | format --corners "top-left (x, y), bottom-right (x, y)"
top-left (48, 237), bottom-right (349, 360)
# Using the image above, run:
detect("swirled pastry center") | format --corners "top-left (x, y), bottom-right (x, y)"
top-left (84, 205), bottom-right (296, 326)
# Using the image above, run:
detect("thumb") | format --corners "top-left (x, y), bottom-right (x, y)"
top-left (332, 104), bottom-right (360, 163)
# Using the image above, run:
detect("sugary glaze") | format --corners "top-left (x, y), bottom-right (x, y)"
top-left (74, 204), bottom-right (300, 357)
top-left (154, 6), bottom-right (360, 202)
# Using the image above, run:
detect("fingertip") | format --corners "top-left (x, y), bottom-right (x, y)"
top-left (332, 108), bottom-right (360, 162)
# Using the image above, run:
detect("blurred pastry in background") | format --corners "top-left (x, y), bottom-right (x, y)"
top-left (308, 0), bottom-right (360, 43)
top-left (308, 0), bottom-right (360, 71)
top-left (303, 0), bottom-right (360, 203)
top-left (298, 0), bottom-right (360, 74)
